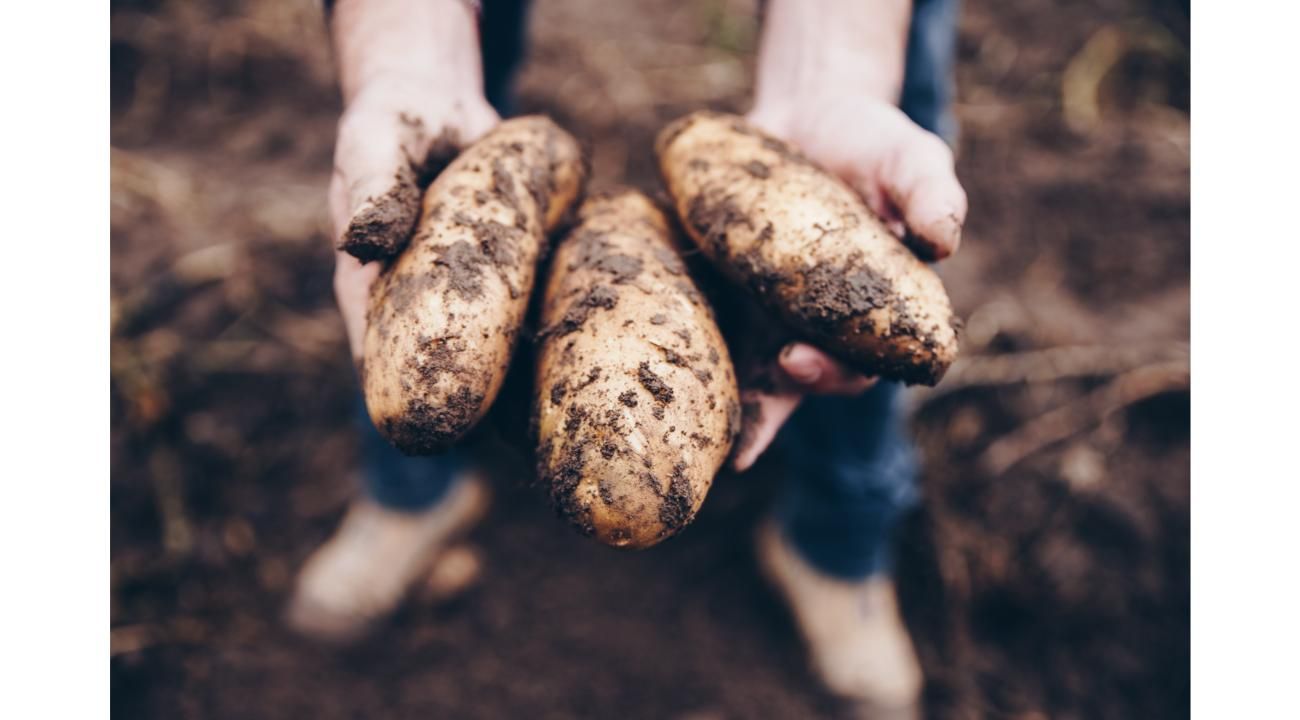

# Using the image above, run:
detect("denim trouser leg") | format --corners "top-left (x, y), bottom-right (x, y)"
top-left (775, 384), bottom-right (921, 579)
top-left (774, 0), bottom-right (959, 580)
top-left (900, 0), bottom-right (962, 144)
top-left (357, 397), bottom-right (469, 511)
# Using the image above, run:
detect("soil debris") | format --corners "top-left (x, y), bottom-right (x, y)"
top-left (637, 362), bottom-right (675, 404)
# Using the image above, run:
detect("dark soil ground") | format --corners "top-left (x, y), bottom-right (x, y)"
top-left (111, 1), bottom-right (1189, 717)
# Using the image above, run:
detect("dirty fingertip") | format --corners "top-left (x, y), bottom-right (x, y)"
top-left (903, 213), bottom-right (961, 261)
top-left (930, 211), bottom-right (963, 257)
top-left (340, 176), bottom-right (422, 262)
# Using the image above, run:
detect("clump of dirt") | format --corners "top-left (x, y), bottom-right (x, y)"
top-left (790, 260), bottom-right (892, 330)
top-left (451, 212), bottom-right (529, 298)
top-left (545, 442), bottom-right (593, 536)
top-left (407, 335), bottom-right (465, 382)
top-left (562, 229), bottom-right (646, 284)
top-left (637, 361), bottom-right (675, 404)
top-left (685, 192), bottom-right (752, 258)
top-left (658, 461), bottom-right (695, 532)
top-left (573, 366), bottom-right (602, 390)
top-left (541, 285), bottom-right (619, 338)
top-left (434, 240), bottom-right (491, 301)
top-left (340, 166), bottom-right (422, 263)
top-left (340, 126), bottom-right (465, 262)
top-left (591, 253), bottom-right (643, 283)
top-left (383, 385), bottom-right (485, 455)
top-left (742, 160), bottom-right (770, 179)
top-left (656, 344), bottom-right (689, 367)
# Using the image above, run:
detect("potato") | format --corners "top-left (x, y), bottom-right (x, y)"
top-left (534, 189), bottom-right (740, 548)
top-left (363, 116), bottom-right (586, 454)
top-left (656, 111), bottom-right (960, 386)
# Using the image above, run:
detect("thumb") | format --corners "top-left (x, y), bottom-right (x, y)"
top-left (880, 129), bottom-right (967, 260)
top-left (333, 250), bottom-right (381, 362)
top-left (330, 165), bottom-right (381, 360)
top-left (732, 389), bottom-right (803, 473)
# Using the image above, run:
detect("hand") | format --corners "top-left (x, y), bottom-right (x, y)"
top-left (326, 0), bottom-right (498, 361)
top-left (330, 83), bottom-right (498, 360)
top-left (731, 95), bottom-right (967, 472)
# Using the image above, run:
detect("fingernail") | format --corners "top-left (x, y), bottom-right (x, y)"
top-left (781, 344), bottom-right (822, 384)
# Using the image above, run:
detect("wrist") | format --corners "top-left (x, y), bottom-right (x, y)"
top-left (332, 0), bottom-right (483, 105)
top-left (752, 0), bottom-right (909, 119)
top-left (348, 70), bottom-right (485, 112)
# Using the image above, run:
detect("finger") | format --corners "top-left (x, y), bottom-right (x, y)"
top-left (328, 167), bottom-right (351, 243)
top-left (733, 389), bottom-right (803, 473)
top-left (777, 343), bottom-right (877, 395)
top-left (329, 170), bottom-right (382, 359)
top-left (881, 130), bottom-right (967, 260)
top-left (333, 250), bottom-right (381, 362)
top-left (333, 112), bottom-right (424, 263)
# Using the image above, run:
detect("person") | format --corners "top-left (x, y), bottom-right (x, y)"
top-left (290, 0), bottom-right (966, 715)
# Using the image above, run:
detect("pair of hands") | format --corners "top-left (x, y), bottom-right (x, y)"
top-left (330, 85), bottom-right (966, 471)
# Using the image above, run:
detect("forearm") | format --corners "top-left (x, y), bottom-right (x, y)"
top-left (753, 0), bottom-right (911, 112)
top-left (331, 0), bottom-right (484, 104)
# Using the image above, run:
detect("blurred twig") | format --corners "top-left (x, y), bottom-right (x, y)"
top-left (1062, 20), bottom-right (1189, 132)
top-left (980, 359), bottom-right (1190, 475)
top-left (112, 242), bottom-right (240, 337)
top-left (1062, 26), bottom-right (1127, 132)
top-left (111, 624), bottom-right (159, 657)
top-left (917, 341), bottom-right (1188, 404)
top-left (149, 446), bottom-right (194, 557)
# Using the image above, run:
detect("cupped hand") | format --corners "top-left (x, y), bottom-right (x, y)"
top-left (731, 96), bottom-right (966, 472)
top-left (329, 79), bottom-right (499, 360)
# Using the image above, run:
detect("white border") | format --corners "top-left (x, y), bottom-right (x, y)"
top-left (1192, 1), bottom-right (1300, 717)
top-left (1, 1), bottom-right (1298, 717)
top-left (0, 3), bottom-right (110, 719)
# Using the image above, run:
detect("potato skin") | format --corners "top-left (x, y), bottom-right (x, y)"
top-left (363, 116), bottom-right (586, 455)
top-left (534, 190), bottom-right (740, 549)
top-left (656, 111), bottom-right (960, 386)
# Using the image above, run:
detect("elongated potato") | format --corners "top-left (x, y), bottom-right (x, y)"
top-left (534, 190), bottom-right (740, 548)
top-left (364, 116), bottom-right (586, 454)
top-left (656, 111), bottom-right (960, 385)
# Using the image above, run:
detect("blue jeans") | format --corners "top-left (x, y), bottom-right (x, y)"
top-left (360, 0), bottom-right (960, 583)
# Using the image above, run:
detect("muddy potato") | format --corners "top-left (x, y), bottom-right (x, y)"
top-left (656, 111), bottom-right (960, 386)
top-left (534, 190), bottom-right (740, 549)
top-left (364, 116), bottom-right (586, 454)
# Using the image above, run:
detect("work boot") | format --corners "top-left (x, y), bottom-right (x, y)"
top-left (756, 518), bottom-right (922, 719)
top-left (287, 474), bottom-right (489, 641)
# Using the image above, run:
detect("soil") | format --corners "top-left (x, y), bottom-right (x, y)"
top-left (111, 0), bottom-right (1188, 718)
top-left (638, 361), bottom-right (677, 405)
top-left (341, 166), bottom-right (422, 262)
top-left (544, 284), bottom-right (620, 338)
